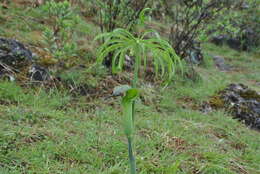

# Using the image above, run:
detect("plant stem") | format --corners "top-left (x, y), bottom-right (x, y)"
top-left (132, 61), bottom-right (139, 88)
top-left (127, 47), bottom-right (140, 174)
top-left (132, 48), bottom-right (140, 122)
top-left (127, 136), bottom-right (136, 174)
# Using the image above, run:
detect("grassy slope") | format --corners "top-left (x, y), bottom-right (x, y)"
top-left (0, 46), bottom-right (259, 174)
top-left (0, 3), bottom-right (260, 174)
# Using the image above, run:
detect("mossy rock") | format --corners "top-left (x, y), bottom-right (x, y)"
top-left (0, 37), bottom-right (32, 69)
top-left (209, 95), bottom-right (225, 109)
top-left (238, 89), bottom-right (260, 101)
top-left (208, 83), bottom-right (260, 130)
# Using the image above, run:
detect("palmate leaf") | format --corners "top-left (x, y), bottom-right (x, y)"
top-left (95, 28), bottom-right (182, 84)
top-left (97, 43), bottom-right (127, 64)
top-left (112, 46), bottom-right (131, 73)
top-left (141, 29), bottom-right (160, 39)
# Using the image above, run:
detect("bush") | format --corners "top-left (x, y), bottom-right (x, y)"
top-left (210, 0), bottom-right (260, 51)
top-left (161, 0), bottom-right (235, 59)
top-left (91, 0), bottom-right (150, 33)
top-left (40, 0), bottom-right (81, 59)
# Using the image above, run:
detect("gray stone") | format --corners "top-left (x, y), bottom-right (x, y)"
top-left (0, 37), bottom-right (50, 82)
top-left (213, 56), bottom-right (231, 71)
top-left (29, 65), bottom-right (50, 82)
top-left (186, 41), bottom-right (203, 65)
top-left (0, 37), bottom-right (32, 68)
top-left (211, 83), bottom-right (260, 130)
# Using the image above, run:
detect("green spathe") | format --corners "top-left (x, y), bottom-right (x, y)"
top-left (121, 88), bottom-right (139, 174)
top-left (122, 88), bottom-right (139, 138)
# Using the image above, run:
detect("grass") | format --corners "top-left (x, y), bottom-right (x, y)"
top-left (0, 43), bottom-right (260, 174)
top-left (1, 2), bottom-right (260, 174)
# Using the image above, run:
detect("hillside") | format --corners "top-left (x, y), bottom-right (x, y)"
top-left (0, 1), bottom-right (259, 174)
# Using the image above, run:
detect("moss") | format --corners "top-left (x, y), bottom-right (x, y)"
top-left (209, 95), bottom-right (225, 109)
top-left (38, 56), bottom-right (58, 67)
top-left (239, 90), bottom-right (260, 101)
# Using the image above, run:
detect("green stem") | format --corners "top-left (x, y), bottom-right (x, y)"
top-left (132, 50), bottom-right (140, 122)
top-left (127, 136), bottom-right (136, 174)
top-left (132, 58), bottom-right (139, 88)
top-left (127, 47), bottom-right (140, 174)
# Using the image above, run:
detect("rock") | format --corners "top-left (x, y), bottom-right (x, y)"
top-left (241, 28), bottom-right (259, 51)
top-left (211, 35), bottom-right (242, 50)
top-left (0, 38), bottom-right (32, 81)
top-left (0, 72), bottom-right (15, 81)
top-left (226, 38), bottom-right (242, 50)
top-left (240, 2), bottom-right (250, 9)
top-left (112, 85), bottom-right (131, 96)
top-left (211, 35), bottom-right (228, 46)
top-left (211, 36), bottom-right (242, 51)
top-left (213, 55), bottom-right (231, 71)
top-left (0, 38), bottom-right (52, 82)
top-left (210, 35), bottom-right (243, 51)
top-left (0, 37), bottom-right (32, 69)
top-left (186, 41), bottom-right (203, 65)
top-left (200, 103), bottom-right (213, 114)
top-left (209, 83), bottom-right (260, 130)
top-left (29, 65), bottom-right (50, 81)
top-left (211, 28), bottom-right (259, 51)
top-left (124, 55), bottom-right (134, 69)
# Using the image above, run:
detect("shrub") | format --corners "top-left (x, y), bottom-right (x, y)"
top-left (90, 0), bottom-right (150, 33)
top-left (210, 0), bottom-right (260, 51)
top-left (40, 0), bottom-right (80, 59)
top-left (158, 0), bottom-right (235, 58)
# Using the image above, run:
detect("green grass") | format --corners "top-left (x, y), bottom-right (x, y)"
top-left (203, 43), bottom-right (260, 91)
top-left (0, 43), bottom-right (260, 174)
top-left (1, 3), bottom-right (260, 174)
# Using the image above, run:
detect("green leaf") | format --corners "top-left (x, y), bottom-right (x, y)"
top-left (139, 8), bottom-right (151, 25)
top-left (96, 28), bottom-right (183, 86)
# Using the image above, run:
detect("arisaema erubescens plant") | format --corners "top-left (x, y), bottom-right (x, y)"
top-left (96, 28), bottom-right (182, 88)
top-left (95, 9), bottom-right (182, 174)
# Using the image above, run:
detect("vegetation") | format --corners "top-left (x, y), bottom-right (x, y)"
top-left (40, 0), bottom-right (80, 59)
top-left (96, 28), bottom-right (182, 86)
top-left (96, 12), bottom-right (182, 170)
top-left (0, 0), bottom-right (259, 174)
top-left (91, 0), bottom-right (150, 32)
